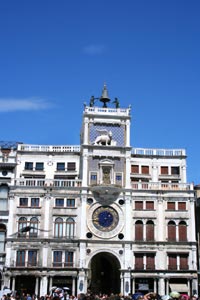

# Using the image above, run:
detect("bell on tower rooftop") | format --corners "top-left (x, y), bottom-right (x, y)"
top-left (100, 83), bottom-right (110, 108)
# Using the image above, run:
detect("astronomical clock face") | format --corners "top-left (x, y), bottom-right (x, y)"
top-left (92, 206), bottom-right (119, 232)
top-left (87, 203), bottom-right (124, 238)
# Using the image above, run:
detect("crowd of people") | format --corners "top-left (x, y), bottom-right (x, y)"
top-left (0, 290), bottom-right (199, 300)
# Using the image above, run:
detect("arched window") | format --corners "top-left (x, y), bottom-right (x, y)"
top-left (168, 221), bottom-right (176, 241)
top-left (18, 217), bottom-right (27, 236)
top-left (66, 218), bottom-right (75, 238)
top-left (30, 217), bottom-right (39, 237)
top-left (135, 220), bottom-right (143, 241)
top-left (178, 221), bottom-right (187, 241)
top-left (55, 218), bottom-right (63, 237)
top-left (146, 220), bottom-right (154, 241)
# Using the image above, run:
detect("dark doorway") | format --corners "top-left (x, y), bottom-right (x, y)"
top-left (15, 276), bottom-right (36, 296)
top-left (89, 252), bottom-right (120, 295)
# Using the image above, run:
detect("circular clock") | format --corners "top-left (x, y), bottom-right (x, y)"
top-left (92, 206), bottom-right (119, 232)
top-left (87, 203), bottom-right (124, 238)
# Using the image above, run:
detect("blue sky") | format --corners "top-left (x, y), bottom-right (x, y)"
top-left (0, 0), bottom-right (200, 184)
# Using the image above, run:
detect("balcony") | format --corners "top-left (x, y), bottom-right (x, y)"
top-left (15, 179), bottom-right (82, 188)
top-left (53, 262), bottom-right (74, 268)
top-left (135, 264), bottom-right (144, 270)
top-left (131, 181), bottom-right (193, 191)
top-left (146, 264), bottom-right (155, 270)
top-left (15, 261), bottom-right (37, 268)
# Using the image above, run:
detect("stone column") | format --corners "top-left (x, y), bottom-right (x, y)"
top-left (125, 196), bottom-right (132, 240)
top-left (191, 277), bottom-right (198, 296)
top-left (120, 273), bottom-right (124, 296)
top-left (83, 118), bottom-right (89, 145)
top-left (132, 277), bottom-right (135, 294)
top-left (43, 196), bottom-right (51, 237)
top-left (35, 277), bottom-right (39, 296)
top-left (166, 278), bottom-right (169, 295)
top-left (3, 274), bottom-right (11, 291)
top-left (82, 153), bottom-right (88, 187)
top-left (125, 119), bottom-right (131, 147)
top-left (157, 197), bottom-right (164, 242)
top-left (123, 272), bottom-right (131, 296)
top-left (77, 270), bottom-right (85, 294)
top-left (48, 276), bottom-right (53, 293)
top-left (40, 276), bottom-right (48, 297)
top-left (125, 156), bottom-right (132, 188)
top-left (158, 277), bottom-right (165, 296)
top-left (11, 276), bottom-right (15, 292)
top-left (80, 195), bottom-right (87, 239)
top-left (7, 195), bottom-right (15, 237)
top-left (72, 276), bottom-right (76, 296)
top-left (189, 198), bottom-right (196, 242)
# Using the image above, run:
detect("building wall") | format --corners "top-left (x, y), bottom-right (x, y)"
top-left (0, 105), bottom-right (198, 297)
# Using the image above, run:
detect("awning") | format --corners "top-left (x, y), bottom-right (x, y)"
top-left (169, 283), bottom-right (189, 292)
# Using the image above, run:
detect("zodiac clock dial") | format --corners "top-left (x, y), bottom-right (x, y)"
top-left (92, 206), bottom-right (119, 232)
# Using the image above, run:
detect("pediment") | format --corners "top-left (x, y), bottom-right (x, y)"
top-left (99, 158), bottom-right (114, 166)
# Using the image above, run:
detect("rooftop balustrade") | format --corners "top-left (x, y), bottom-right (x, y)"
top-left (131, 148), bottom-right (186, 156)
top-left (84, 106), bottom-right (131, 116)
top-left (18, 144), bottom-right (80, 152)
top-left (132, 148), bottom-right (186, 157)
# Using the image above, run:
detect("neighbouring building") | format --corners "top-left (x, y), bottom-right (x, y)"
top-left (0, 85), bottom-right (198, 297)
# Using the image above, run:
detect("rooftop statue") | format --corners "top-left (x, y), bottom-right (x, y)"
top-left (89, 96), bottom-right (95, 107)
top-left (113, 97), bottom-right (120, 108)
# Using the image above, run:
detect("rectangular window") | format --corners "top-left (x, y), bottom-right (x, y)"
top-left (90, 172), bottom-right (97, 185)
top-left (141, 166), bottom-right (149, 174)
top-left (31, 198), bottom-right (40, 207)
top-left (16, 250), bottom-right (25, 266)
top-left (67, 199), bottom-right (75, 207)
top-left (180, 254), bottom-right (188, 270)
top-left (146, 254), bottom-right (155, 270)
top-left (168, 254), bottom-right (177, 270)
top-left (53, 251), bottom-right (62, 267)
top-left (28, 250), bottom-right (37, 266)
top-left (161, 166), bottom-right (168, 175)
top-left (35, 162), bottom-right (44, 171)
top-left (65, 251), bottom-right (73, 267)
top-left (67, 162), bottom-right (76, 171)
top-left (57, 163), bottom-right (65, 171)
top-left (171, 166), bottom-right (180, 175)
top-left (146, 201), bottom-right (154, 210)
top-left (178, 202), bottom-right (186, 210)
top-left (19, 198), bottom-right (28, 207)
top-left (116, 174), bottom-right (122, 181)
top-left (131, 165), bottom-right (139, 174)
top-left (25, 162), bottom-right (33, 170)
top-left (167, 202), bottom-right (175, 210)
top-left (55, 198), bottom-right (64, 207)
top-left (135, 201), bottom-right (143, 210)
top-left (135, 254), bottom-right (144, 270)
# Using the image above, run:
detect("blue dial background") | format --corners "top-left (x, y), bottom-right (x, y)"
top-left (98, 211), bottom-right (114, 227)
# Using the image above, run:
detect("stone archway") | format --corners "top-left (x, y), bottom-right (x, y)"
top-left (88, 252), bottom-right (120, 295)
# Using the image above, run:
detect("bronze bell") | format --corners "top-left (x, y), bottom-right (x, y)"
top-left (100, 83), bottom-right (110, 108)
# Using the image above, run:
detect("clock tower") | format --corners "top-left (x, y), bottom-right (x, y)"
top-left (78, 84), bottom-right (133, 294)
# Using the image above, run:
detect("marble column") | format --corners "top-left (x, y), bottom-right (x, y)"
top-left (40, 276), bottom-right (48, 297)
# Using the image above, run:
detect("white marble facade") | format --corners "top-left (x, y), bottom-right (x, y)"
top-left (0, 97), bottom-right (198, 297)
